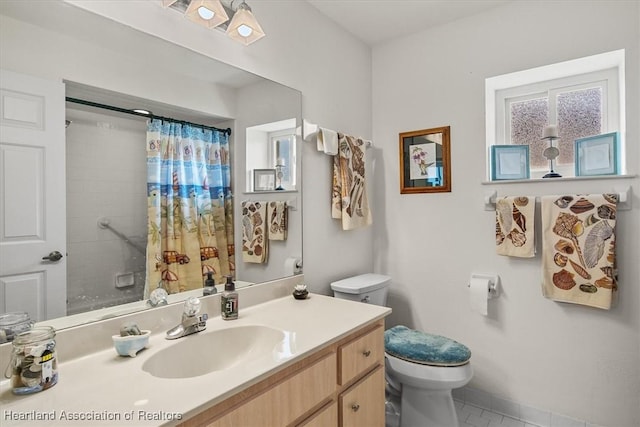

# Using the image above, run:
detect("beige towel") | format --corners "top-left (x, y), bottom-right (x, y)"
top-left (495, 196), bottom-right (535, 257)
top-left (317, 126), bottom-right (338, 155)
top-left (332, 133), bottom-right (372, 230)
top-left (267, 201), bottom-right (288, 241)
top-left (241, 201), bottom-right (268, 263)
top-left (541, 194), bottom-right (618, 309)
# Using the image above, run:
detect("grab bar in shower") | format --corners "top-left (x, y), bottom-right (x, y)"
top-left (97, 217), bottom-right (146, 255)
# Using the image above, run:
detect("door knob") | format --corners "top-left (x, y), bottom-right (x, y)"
top-left (42, 251), bottom-right (63, 262)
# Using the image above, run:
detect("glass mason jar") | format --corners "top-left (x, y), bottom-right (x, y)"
top-left (6, 326), bottom-right (58, 395)
top-left (0, 312), bottom-right (34, 344)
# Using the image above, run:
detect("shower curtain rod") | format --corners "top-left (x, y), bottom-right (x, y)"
top-left (65, 97), bottom-right (232, 136)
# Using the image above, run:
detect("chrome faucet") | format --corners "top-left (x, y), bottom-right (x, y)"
top-left (165, 297), bottom-right (209, 340)
top-left (147, 280), bottom-right (168, 308)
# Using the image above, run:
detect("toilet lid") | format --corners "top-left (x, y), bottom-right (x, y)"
top-left (384, 325), bottom-right (471, 367)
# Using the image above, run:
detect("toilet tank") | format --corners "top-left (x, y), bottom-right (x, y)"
top-left (330, 273), bottom-right (390, 306)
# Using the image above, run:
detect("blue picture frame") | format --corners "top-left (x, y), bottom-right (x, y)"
top-left (574, 132), bottom-right (619, 176)
top-left (491, 145), bottom-right (530, 180)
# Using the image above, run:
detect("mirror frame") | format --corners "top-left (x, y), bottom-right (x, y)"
top-left (399, 126), bottom-right (451, 194)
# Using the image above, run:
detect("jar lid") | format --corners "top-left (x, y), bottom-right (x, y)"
top-left (0, 312), bottom-right (31, 327)
top-left (14, 326), bottom-right (55, 344)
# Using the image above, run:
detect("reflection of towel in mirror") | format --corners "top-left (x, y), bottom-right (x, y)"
top-left (541, 194), bottom-right (618, 309)
top-left (317, 127), bottom-right (338, 155)
top-left (241, 201), bottom-right (268, 263)
top-left (495, 196), bottom-right (535, 257)
top-left (332, 133), bottom-right (372, 230)
top-left (268, 201), bottom-right (288, 241)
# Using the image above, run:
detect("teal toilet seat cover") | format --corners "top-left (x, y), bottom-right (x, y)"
top-left (384, 325), bottom-right (471, 367)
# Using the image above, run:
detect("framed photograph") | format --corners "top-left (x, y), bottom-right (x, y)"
top-left (575, 132), bottom-right (619, 176)
top-left (253, 169), bottom-right (276, 191)
top-left (399, 126), bottom-right (451, 194)
top-left (491, 145), bottom-right (530, 180)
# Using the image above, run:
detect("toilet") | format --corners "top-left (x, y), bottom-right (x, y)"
top-left (331, 273), bottom-right (473, 427)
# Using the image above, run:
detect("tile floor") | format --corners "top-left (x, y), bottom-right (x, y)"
top-left (456, 400), bottom-right (541, 427)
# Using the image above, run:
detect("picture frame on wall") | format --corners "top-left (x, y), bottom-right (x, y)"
top-left (574, 132), bottom-right (619, 176)
top-left (491, 145), bottom-right (530, 180)
top-left (399, 126), bottom-right (451, 194)
top-left (253, 169), bottom-right (276, 191)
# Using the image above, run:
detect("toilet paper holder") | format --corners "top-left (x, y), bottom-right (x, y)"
top-left (468, 273), bottom-right (500, 298)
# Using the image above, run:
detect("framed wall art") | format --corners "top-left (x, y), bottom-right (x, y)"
top-left (491, 145), bottom-right (530, 180)
top-left (399, 126), bottom-right (451, 194)
top-left (574, 132), bottom-right (619, 176)
top-left (253, 168), bottom-right (276, 191)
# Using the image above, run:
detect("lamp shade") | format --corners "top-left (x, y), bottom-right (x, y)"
top-left (226, 1), bottom-right (265, 45)
top-left (185, 0), bottom-right (229, 29)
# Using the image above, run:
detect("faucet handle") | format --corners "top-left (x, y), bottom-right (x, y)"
top-left (183, 296), bottom-right (201, 317)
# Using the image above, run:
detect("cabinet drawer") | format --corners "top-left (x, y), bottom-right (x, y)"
top-left (339, 365), bottom-right (385, 427)
top-left (206, 353), bottom-right (337, 427)
top-left (338, 326), bottom-right (384, 385)
top-left (296, 401), bottom-right (337, 427)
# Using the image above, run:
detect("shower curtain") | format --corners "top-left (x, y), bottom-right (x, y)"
top-left (144, 119), bottom-right (235, 297)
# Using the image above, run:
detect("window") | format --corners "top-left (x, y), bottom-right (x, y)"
top-left (270, 130), bottom-right (296, 189)
top-left (486, 50), bottom-right (625, 179)
top-left (245, 118), bottom-right (297, 192)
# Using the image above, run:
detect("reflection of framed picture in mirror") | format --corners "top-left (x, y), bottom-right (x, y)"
top-left (399, 126), bottom-right (451, 194)
top-left (575, 132), bottom-right (619, 176)
top-left (491, 145), bottom-right (530, 180)
top-left (253, 169), bottom-right (276, 191)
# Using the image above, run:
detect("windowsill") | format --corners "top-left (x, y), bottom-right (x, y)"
top-left (243, 189), bottom-right (298, 194)
top-left (481, 173), bottom-right (636, 185)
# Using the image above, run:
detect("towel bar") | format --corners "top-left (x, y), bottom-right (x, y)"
top-left (484, 186), bottom-right (631, 211)
top-left (240, 198), bottom-right (297, 210)
top-left (302, 118), bottom-right (373, 148)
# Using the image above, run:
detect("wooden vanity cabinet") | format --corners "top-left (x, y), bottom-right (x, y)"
top-left (180, 320), bottom-right (385, 427)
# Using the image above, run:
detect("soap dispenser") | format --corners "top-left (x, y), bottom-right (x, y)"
top-left (203, 272), bottom-right (217, 296)
top-left (221, 276), bottom-right (238, 320)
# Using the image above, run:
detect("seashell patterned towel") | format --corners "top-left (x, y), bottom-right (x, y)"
top-left (541, 194), bottom-right (617, 309)
top-left (495, 196), bottom-right (535, 258)
top-left (242, 201), bottom-right (268, 264)
top-left (331, 133), bottom-right (372, 231)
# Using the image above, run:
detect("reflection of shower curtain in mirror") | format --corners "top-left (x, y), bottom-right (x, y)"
top-left (144, 119), bottom-right (235, 297)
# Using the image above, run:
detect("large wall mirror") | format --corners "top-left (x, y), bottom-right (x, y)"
top-left (0, 1), bottom-right (302, 333)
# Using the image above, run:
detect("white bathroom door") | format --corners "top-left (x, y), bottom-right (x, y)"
top-left (0, 69), bottom-right (67, 322)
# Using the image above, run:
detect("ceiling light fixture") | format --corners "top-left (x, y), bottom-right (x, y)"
top-left (185, 0), bottom-right (229, 29)
top-left (163, 0), bottom-right (265, 45)
top-left (225, 1), bottom-right (265, 45)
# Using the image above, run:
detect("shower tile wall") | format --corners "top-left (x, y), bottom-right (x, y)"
top-left (65, 110), bottom-right (147, 315)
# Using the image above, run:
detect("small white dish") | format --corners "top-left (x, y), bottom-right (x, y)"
top-left (112, 330), bottom-right (151, 357)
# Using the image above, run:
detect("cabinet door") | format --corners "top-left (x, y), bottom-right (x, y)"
top-left (340, 366), bottom-right (385, 427)
top-left (339, 326), bottom-right (384, 385)
top-left (297, 401), bottom-right (337, 427)
top-left (207, 353), bottom-right (336, 427)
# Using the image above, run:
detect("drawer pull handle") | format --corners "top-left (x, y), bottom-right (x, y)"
top-left (362, 350), bottom-right (371, 357)
top-left (351, 403), bottom-right (360, 412)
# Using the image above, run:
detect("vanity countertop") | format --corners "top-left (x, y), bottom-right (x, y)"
top-left (0, 294), bottom-right (391, 426)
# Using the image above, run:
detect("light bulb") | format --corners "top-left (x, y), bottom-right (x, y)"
top-left (197, 6), bottom-right (215, 20)
top-left (237, 24), bottom-right (253, 37)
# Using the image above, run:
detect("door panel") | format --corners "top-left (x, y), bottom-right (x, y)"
top-left (0, 69), bottom-right (66, 321)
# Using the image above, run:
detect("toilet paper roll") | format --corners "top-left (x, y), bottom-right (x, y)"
top-left (470, 277), bottom-right (490, 315)
top-left (284, 257), bottom-right (302, 275)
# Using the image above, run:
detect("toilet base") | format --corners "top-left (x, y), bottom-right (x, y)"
top-left (400, 385), bottom-right (459, 427)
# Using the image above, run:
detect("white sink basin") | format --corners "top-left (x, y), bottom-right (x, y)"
top-left (142, 325), bottom-right (291, 379)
